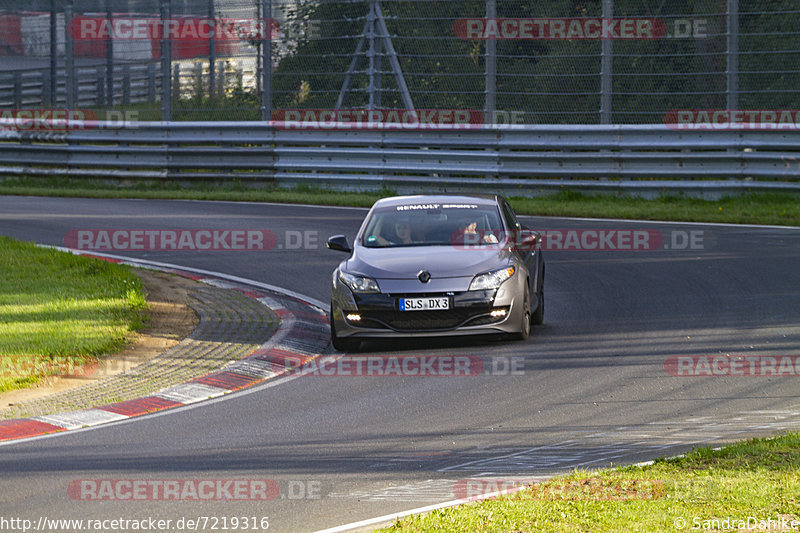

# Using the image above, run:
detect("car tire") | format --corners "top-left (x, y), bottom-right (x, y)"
top-left (330, 307), bottom-right (360, 352)
top-left (531, 286), bottom-right (544, 326)
top-left (511, 287), bottom-right (531, 341)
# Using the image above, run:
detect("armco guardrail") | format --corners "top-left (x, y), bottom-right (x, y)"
top-left (1, 122), bottom-right (799, 196)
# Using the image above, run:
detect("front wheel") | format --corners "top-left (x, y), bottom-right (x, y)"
top-left (330, 307), bottom-right (360, 352)
top-left (531, 286), bottom-right (544, 326)
top-left (511, 289), bottom-right (531, 341)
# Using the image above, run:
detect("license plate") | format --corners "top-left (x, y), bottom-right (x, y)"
top-left (399, 297), bottom-right (450, 311)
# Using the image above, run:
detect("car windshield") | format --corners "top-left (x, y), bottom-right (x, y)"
top-left (361, 202), bottom-right (505, 248)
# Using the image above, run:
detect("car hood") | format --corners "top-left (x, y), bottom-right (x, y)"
top-left (345, 245), bottom-right (512, 280)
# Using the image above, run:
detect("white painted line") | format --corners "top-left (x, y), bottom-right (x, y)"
top-left (272, 340), bottom-right (322, 357)
top-left (34, 409), bottom-right (128, 430)
top-left (156, 383), bottom-right (228, 404)
top-left (172, 198), bottom-right (370, 213)
top-left (0, 248), bottom-right (331, 446)
top-left (310, 484), bottom-right (530, 533)
top-left (257, 296), bottom-right (287, 312)
top-left (201, 278), bottom-right (239, 289)
top-left (222, 359), bottom-right (280, 379)
top-left (518, 214), bottom-right (800, 230)
top-left (40, 246), bottom-right (329, 311)
top-left (228, 200), bottom-right (799, 230)
top-left (438, 440), bottom-right (577, 472)
top-left (0, 363), bottom-right (313, 447)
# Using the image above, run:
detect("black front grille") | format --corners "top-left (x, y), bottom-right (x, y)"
top-left (349, 290), bottom-right (500, 331)
top-left (355, 308), bottom-right (504, 331)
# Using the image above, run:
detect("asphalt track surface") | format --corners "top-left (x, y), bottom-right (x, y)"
top-left (1, 196), bottom-right (799, 532)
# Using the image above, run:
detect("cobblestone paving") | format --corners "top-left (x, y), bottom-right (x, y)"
top-left (0, 285), bottom-right (278, 420)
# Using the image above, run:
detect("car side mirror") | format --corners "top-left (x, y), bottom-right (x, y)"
top-left (326, 235), bottom-right (352, 253)
top-left (516, 230), bottom-right (539, 251)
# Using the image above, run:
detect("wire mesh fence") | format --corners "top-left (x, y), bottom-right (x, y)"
top-left (0, 0), bottom-right (798, 124)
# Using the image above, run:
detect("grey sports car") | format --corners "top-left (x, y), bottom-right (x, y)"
top-left (326, 194), bottom-right (545, 351)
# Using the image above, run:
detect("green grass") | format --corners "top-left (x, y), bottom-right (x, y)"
top-left (380, 434), bottom-right (800, 533)
top-left (1, 177), bottom-right (798, 226)
top-left (0, 237), bottom-right (148, 392)
top-left (509, 190), bottom-right (800, 226)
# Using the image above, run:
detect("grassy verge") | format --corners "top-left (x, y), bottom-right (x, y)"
top-left (0, 237), bottom-right (148, 392)
top-left (380, 433), bottom-right (800, 532)
top-left (1, 177), bottom-right (798, 226)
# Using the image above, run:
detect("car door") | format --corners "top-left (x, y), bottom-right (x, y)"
top-left (500, 199), bottom-right (537, 295)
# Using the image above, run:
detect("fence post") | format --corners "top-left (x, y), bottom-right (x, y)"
top-left (49, 0), bottom-right (58, 106)
top-left (123, 65), bottom-right (131, 105)
top-left (261, 0), bottom-right (273, 121)
top-left (209, 0), bottom-right (216, 98)
top-left (600, 0), bottom-right (613, 124)
top-left (97, 66), bottom-right (105, 106)
top-left (484, 0), bottom-right (496, 125)
top-left (43, 69), bottom-right (53, 107)
top-left (65, 1), bottom-right (76, 110)
top-left (13, 72), bottom-right (22, 108)
top-left (173, 64), bottom-right (181, 99)
top-left (106, 0), bottom-right (114, 107)
top-left (161, 0), bottom-right (172, 121)
top-left (366, 0), bottom-right (377, 110)
top-left (727, 0), bottom-right (739, 110)
top-left (260, 0), bottom-right (273, 121)
top-left (148, 62), bottom-right (157, 103)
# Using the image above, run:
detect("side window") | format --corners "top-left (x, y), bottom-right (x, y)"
top-left (501, 200), bottom-right (520, 231)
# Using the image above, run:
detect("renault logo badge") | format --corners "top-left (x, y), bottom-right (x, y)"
top-left (417, 270), bottom-right (431, 283)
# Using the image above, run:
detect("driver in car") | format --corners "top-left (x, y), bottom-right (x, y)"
top-left (454, 220), bottom-right (499, 244)
top-left (374, 217), bottom-right (416, 245)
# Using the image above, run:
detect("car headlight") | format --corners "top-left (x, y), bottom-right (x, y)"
top-left (469, 266), bottom-right (515, 291)
top-left (338, 270), bottom-right (380, 293)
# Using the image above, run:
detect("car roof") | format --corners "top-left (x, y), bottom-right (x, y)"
top-left (372, 194), bottom-right (503, 209)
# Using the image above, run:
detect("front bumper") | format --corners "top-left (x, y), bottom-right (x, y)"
top-left (331, 274), bottom-right (528, 339)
